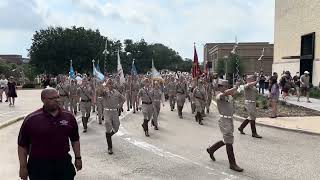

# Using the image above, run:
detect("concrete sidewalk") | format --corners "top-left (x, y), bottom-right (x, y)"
top-left (212, 100), bottom-right (320, 135)
top-left (0, 90), bottom-right (42, 129)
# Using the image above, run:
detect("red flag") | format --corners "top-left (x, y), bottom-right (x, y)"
top-left (192, 45), bottom-right (201, 78)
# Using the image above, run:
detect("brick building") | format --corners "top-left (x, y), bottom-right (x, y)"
top-left (0, 55), bottom-right (29, 64)
top-left (204, 42), bottom-right (274, 75)
top-left (273, 0), bottom-right (320, 85)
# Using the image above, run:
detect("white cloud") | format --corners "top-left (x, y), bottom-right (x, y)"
top-left (0, 0), bottom-right (275, 61)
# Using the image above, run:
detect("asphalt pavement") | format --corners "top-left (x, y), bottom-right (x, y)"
top-left (1, 90), bottom-right (320, 179)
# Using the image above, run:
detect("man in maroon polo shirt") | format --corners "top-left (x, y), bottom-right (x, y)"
top-left (18, 88), bottom-right (82, 180)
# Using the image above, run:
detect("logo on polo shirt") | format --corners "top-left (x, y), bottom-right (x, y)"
top-left (59, 120), bottom-right (69, 126)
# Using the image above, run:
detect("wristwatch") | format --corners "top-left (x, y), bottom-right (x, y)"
top-left (75, 156), bottom-right (82, 160)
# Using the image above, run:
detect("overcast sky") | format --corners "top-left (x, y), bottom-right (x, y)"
top-left (0, 0), bottom-right (275, 62)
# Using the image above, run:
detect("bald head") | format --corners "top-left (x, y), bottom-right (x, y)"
top-left (41, 88), bottom-right (58, 100)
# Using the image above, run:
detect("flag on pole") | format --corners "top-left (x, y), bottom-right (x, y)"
top-left (192, 44), bottom-right (201, 78)
top-left (131, 59), bottom-right (138, 76)
top-left (92, 59), bottom-right (105, 81)
top-left (103, 39), bottom-right (108, 74)
top-left (69, 60), bottom-right (75, 79)
top-left (151, 59), bottom-right (163, 81)
top-left (96, 60), bottom-right (101, 73)
top-left (117, 50), bottom-right (125, 84)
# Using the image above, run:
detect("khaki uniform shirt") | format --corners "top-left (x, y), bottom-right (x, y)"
top-left (102, 89), bottom-right (125, 109)
top-left (216, 93), bottom-right (234, 116)
top-left (244, 85), bottom-right (257, 101)
top-left (167, 82), bottom-right (176, 96)
top-left (77, 85), bottom-right (92, 101)
top-left (56, 83), bottom-right (70, 96)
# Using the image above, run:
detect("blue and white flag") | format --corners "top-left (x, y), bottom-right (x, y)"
top-left (131, 60), bottom-right (138, 76)
top-left (96, 60), bottom-right (101, 73)
top-left (151, 59), bottom-right (163, 81)
top-left (117, 50), bottom-right (125, 84)
top-left (69, 60), bottom-right (75, 79)
top-left (92, 59), bottom-right (105, 81)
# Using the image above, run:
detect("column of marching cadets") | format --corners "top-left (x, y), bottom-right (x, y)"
top-left (55, 72), bottom-right (263, 172)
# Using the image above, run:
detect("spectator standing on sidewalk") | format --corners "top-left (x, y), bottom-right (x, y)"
top-left (18, 88), bottom-right (82, 180)
top-left (7, 76), bottom-right (17, 106)
top-left (270, 78), bottom-right (280, 118)
top-left (280, 71), bottom-right (291, 101)
top-left (258, 72), bottom-right (266, 94)
top-left (299, 71), bottom-right (311, 103)
top-left (0, 75), bottom-right (8, 102)
top-left (292, 72), bottom-right (301, 100)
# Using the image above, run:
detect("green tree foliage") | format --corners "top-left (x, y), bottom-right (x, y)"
top-left (215, 58), bottom-right (225, 76)
top-left (22, 64), bottom-right (37, 82)
top-left (28, 26), bottom-right (192, 75)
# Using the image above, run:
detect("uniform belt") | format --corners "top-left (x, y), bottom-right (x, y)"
top-left (245, 100), bottom-right (255, 103)
top-left (153, 100), bottom-right (160, 102)
top-left (220, 115), bottom-right (233, 119)
top-left (81, 99), bottom-right (91, 102)
top-left (104, 108), bottom-right (117, 111)
top-left (142, 102), bottom-right (152, 104)
top-left (59, 94), bottom-right (68, 97)
top-left (177, 91), bottom-right (184, 94)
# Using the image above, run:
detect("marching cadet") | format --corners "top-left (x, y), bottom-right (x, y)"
top-left (189, 79), bottom-right (197, 114)
top-left (69, 79), bottom-right (79, 115)
top-left (193, 79), bottom-right (206, 125)
top-left (96, 81), bottom-right (105, 124)
top-left (138, 78), bottom-right (154, 137)
top-left (205, 78), bottom-right (214, 114)
top-left (167, 76), bottom-right (176, 111)
top-left (56, 76), bottom-right (70, 110)
top-left (124, 76), bottom-right (132, 111)
top-left (77, 78), bottom-right (93, 133)
top-left (102, 79), bottom-right (126, 154)
top-left (151, 81), bottom-right (165, 130)
top-left (206, 79), bottom-right (243, 172)
top-left (115, 76), bottom-right (125, 116)
top-left (238, 74), bottom-right (262, 138)
top-left (131, 76), bottom-right (140, 113)
top-left (89, 77), bottom-right (96, 113)
top-left (176, 76), bottom-right (188, 119)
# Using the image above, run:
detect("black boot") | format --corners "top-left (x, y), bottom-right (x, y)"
top-left (238, 119), bottom-right (249, 135)
top-left (82, 117), bottom-right (87, 133)
top-left (141, 119), bottom-right (150, 137)
top-left (74, 110), bottom-right (77, 115)
top-left (105, 132), bottom-right (113, 154)
top-left (118, 109), bottom-right (121, 116)
top-left (250, 121), bottom-right (262, 138)
top-left (206, 141), bottom-right (225, 161)
top-left (195, 113), bottom-right (199, 122)
top-left (198, 112), bottom-right (203, 125)
top-left (226, 144), bottom-right (243, 172)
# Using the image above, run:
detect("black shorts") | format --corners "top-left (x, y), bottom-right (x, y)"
top-left (301, 87), bottom-right (310, 94)
top-left (27, 154), bottom-right (76, 180)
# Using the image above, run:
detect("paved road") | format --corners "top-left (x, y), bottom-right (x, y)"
top-left (1, 90), bottom-right (320, 179)
top-left (0, 89), bottom-right (42, 124)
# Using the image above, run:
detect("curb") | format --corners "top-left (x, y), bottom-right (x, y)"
top-left (211, 101), bottom-right (320, 136)
top-left (0, 115), bottom-right (25, 130)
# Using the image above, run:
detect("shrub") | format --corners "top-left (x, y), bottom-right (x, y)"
top-left (310, 87), bottom-right (320, 99)
top-left (22, 83), bottom-right (36, 89)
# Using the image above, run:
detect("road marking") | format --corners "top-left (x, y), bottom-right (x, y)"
top-left (116, 110), bottom-right (239, 179)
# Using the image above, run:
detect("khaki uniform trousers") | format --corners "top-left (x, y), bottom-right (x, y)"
top-left (142, 104), bottom-right (153, 120)
top-left (103, 109), bottom-right (120, 133)
top-left (245, 101), bottom-right (256, 121)
top-left (219, 117), bottom-right (234, 144)
top-left (80, 101), bottom-right (91, 117)
top-left (97, 97), bottom-right (104, 123)
top-left (152, 101), bottom-right (161, 126)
